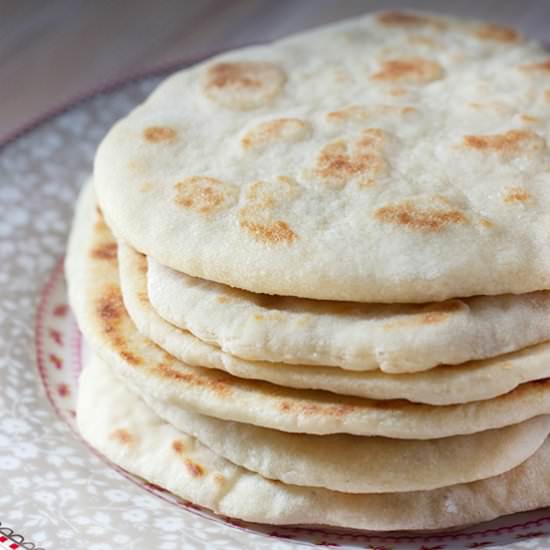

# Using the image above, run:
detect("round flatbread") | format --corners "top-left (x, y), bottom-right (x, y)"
top-left (95, 11), bottom-right (550, 302)
top-left (78, 352), bottom-right (550, 530)
top-left (136, 375), bottom-right (550, 493)
top-left (147, 255), bottom-right (550, 372)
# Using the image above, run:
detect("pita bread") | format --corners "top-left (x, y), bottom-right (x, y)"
top-left (78, 352), bottom-right (550, 530)
top-left (147, 256), bottom-right (550, 372)
top-left (95, 11), bottom-right (550, 302)
top-left (67, 181), bottom-right (550, 438)
top-left (137, 383), bottom-right (550, 493)
top-left (119, 242), bottom-right (550, 405)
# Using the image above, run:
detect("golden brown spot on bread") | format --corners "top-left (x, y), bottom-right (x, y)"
top-left (238, 180), bottom-right (300, 245)
top-left (136, 254), bottom-right (148, 274)
top-left (359, 178), bottom-right (376, 188)
top-left (172, 440), bottom-right (186, 454)
top-left (155, 364), bottom-right (232, 397)
top-left (143, 126), bottom-right (177, 143)
top-left (240, 219), bottom-right (297, 245)
top-left (245, 180), bottom-right (273, 203)
top-left (214, 473), bottom-right (225, 485)
top-left (375, 201), bottom-right (468, 232)
top-left (520, 114), bottom-right (539, 124)
top-left (325, 104), bottom-right (415, 124)
top-left (313, 129), bottom-right (388, 189)
top-left (244, 176), bottom-right (297, 203)
top-left (203, 61), bottom-right (286, 110)
top-left (96, 287), bottom-right (142, 366)
top-left (216, 296), bottom-right (233, 304)
top-left (384, 300), bottom-right (466, 330)
top-left (474, 23), bottom-right (519, 43)
top-left (120, 351), bottom-right (142, 365)
top-left (463, 130), bottom-right (544, 157)
top-left (420, 311), bottom-right (452, 324)
top-left (316, 140), bottom-right (374, 181)
top-left (480, 218), bottom-right (494, 229)
top-left (371, 58), bottom-right (443, 84)
top-left (208, 62), bottom-right (263, 88)
top-left (110, 428), bottom-right (134, 445)
top-left (251, 310), bottom-right (282, 321)
top-left (278, 400), bottom-right (355, 417)
top-left (174, 176), bottom-right (238, 215)
top-left (93, 216), bottom-right (109, 234)
top-left (184, 458), bottom-right (205, 478)
top-left (241, 118), bottom-right (310, 151)
top-left (326, 105), bottom-right (369, 123)
top-left (520, 60), bottom-right (550, 73)
top-left (377, 11), bottom-right (444, 28)
top-left (97, 287), bottom-right (125, 323)
top-left (357, 128), bottom-right (388, 148)
top-left (422, 301), bottom-right (465, 323)
top-left (304, 403), bottom-right (355, 417)
top-left (504, 187), bottom-right (531, 203)
top-left (158, 350), bottom-right (177, 364)
top-left (91, 242), bottom-right (117, 261)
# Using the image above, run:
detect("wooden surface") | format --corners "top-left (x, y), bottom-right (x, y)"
top-left (2, 0), bottom-right (550, 141)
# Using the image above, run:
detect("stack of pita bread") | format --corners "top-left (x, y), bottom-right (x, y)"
top-left (67, 11), bottom-right (550, 530)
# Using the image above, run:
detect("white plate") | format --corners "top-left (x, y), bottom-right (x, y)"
top-left (2, 64), bottom-right (550, 550)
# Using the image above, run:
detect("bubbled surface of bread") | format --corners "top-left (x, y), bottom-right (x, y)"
top-left (94, 11), bottom-right (550, 301)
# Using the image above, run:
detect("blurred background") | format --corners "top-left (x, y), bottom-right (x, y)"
top-left (2, 0), bottom-right (550, 141)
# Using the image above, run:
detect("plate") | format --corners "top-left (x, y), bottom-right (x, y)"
top-left (2, 61), bottom-right (550, 550)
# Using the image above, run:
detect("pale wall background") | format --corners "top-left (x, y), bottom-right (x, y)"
top-left (2, 0), bottom-right (550, 140)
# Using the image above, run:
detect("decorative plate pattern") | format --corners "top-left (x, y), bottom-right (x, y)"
top-left (2, 61), bottom-right (550, 549)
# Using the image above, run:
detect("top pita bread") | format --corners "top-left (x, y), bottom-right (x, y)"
top-left (95, 11), bottom-right (550, 301)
